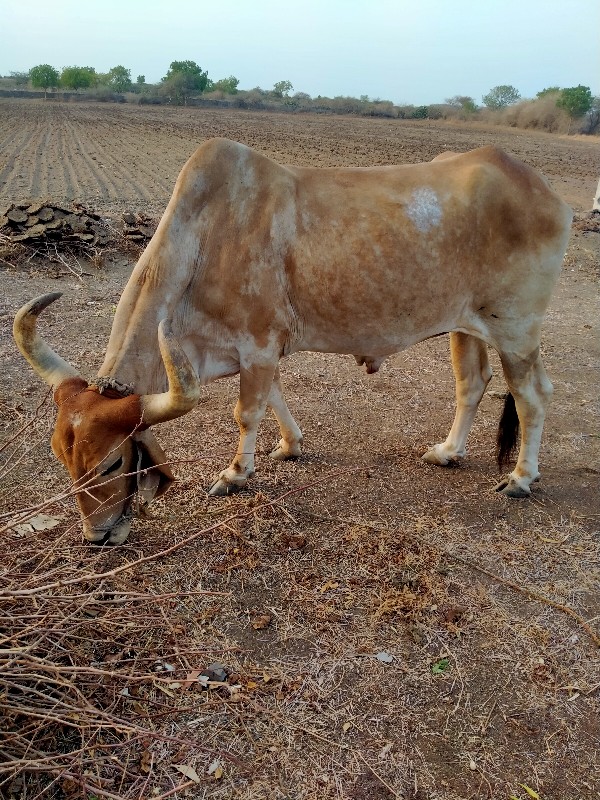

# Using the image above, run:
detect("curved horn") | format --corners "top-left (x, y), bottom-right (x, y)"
top-left (13, 293), bottom-right (81, 388)
top-left (140, 320), bottom-right (201, 426)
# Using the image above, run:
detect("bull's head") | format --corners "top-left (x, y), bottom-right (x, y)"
top-left (13, 293), bottom-right (200, 545)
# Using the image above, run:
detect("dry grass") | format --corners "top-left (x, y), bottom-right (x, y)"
top-left (2, 397), bottom-right (599, 800)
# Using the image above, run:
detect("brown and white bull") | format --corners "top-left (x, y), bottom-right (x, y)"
top-left (14, 139), bottom-right (572, 544)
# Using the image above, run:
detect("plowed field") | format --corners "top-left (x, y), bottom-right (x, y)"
top-left (1, 98), bottom-right (597, 212)
top-left (1, 99), bottom-right (599, 800)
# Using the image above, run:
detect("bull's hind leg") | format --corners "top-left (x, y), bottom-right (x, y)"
top-left (423, 332), bottom-right (492, 466)
top-left (209, 362), bottom-right (278, 496)
top-left (494, 348), bottom-right (553, 497)
top-left (267, 366), bottom-right (303, 461)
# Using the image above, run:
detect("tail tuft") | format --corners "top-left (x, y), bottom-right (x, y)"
top-left (496, 392), bottom-right (519, 471)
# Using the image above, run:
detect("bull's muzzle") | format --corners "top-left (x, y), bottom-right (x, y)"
top-left (83, 514), bottom-right (132, 546)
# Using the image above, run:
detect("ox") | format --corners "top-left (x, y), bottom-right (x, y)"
top-left (14, 139), bottom-right (572, 544)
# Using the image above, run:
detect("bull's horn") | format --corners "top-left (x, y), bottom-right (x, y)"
top-left (13, 293), bottom-right (81, 388)
top-left (140, 320), bottom-right (201, 426)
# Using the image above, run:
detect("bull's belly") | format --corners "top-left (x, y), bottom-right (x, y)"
top-left (292, 318), bottom-right (458, 357)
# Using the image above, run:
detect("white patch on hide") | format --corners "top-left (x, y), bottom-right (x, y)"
top-left (71, 412), bottom-right (83, 428)
top-left (406, 187), bottom-right (442, 232)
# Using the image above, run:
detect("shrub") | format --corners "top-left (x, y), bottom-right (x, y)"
top-left (495, 97), bottom-right (570, 133)
top-left (426, 105), bottom-right (444, 120)
top-left (581, 97), bottom-right (600, 134)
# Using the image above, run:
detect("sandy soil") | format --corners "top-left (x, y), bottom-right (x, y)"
top-left (1, 99), bottom-right (599, 800)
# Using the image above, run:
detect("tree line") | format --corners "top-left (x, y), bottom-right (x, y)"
top-left (6, 62), bottom-right (598, 132)
top-left (17, 61), bottom-right (244, 103)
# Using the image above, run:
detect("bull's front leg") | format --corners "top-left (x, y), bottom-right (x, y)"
top-left (208, 362), bottom-right (277, 496)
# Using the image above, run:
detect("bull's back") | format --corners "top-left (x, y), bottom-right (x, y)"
top-left (283, 147), bottom-right (571, 353)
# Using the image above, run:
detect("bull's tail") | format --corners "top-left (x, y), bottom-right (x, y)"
top-left (496, 392), bottom-right (520, 470)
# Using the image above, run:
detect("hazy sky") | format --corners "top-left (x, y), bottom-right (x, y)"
top-left (3, 0), bottom-right (599, 105)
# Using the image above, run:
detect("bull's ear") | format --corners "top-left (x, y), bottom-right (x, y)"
top-left (133, 429), bottom-right (175, 502)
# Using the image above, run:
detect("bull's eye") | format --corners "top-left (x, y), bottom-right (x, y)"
top-left (99, 456), bottom-right (123, 476)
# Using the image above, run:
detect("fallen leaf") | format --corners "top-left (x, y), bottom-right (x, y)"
top-left (139, 750), bottom-right (152, 774)
top-left (443, 605), bottom-right (468, 624)
top-left (319, 580), bottom-right (339, 593)
top-left (153, 681), bottom-right (176, 698)
top-left (376, 651), bottom-right (394, 663)
top-left (207, 759), bottom-right (223, 777)
top-left (378, 742), bottom-right (393, 760)
top-left (280, 532), bottom-right (307, 550)
top-left (342, 722), bottom-right (351, 733)
top-left (519, 785), bottom-right (540, 800)
top-left (203, 662), bottom-right (228, 682)
top-left (12, 514), bottom-right (62, 535)
top-left (251, 613), bottom-right (272, 630)
top-left (408, 622), bottom-right (426, 645)
top-left (431, 657), bottom-right (450, 675)
top-left (174, 764), bottom-right (200, 783)
top-left (181, 670), bottom-right (203, 689)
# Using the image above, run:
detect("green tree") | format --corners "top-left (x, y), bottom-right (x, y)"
top-left (161, 60), bottom-right (208, 104)
top-left (557, 85), bottom-right (593, 118)
top-left (60, 66), bottom-right (96, 91)
top-left (213, 75), bottom-right (239, 94)
top-left (273, 80), bottom-right (293, 98)
top-left (29, 64), bottom-right (60, 98)
top-left (482, 85), bottom-right (521, 109)
top-left (446, 95), bottom-right (477, 113)
top-left (106, 65), bottom-right (131, 92)
top-left (136, 75), bottom-right (145, 85)
top-left (536, 86), bottom-right (561, 98)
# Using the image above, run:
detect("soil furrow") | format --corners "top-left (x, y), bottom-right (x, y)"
top-left (77, 118), bottom-right (169, 202)
top-left (61, 111), bottom-right (126, 202)
top-left (0, 114), bottom-right (43, 201)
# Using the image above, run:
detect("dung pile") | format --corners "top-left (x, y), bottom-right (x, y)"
top-left (121, 211), bottom-right (156, 242)
top-left (572, 210), bottom-right (600, 234)
top-left (0, 203), bottom-right (156, 250)
top-left (0, 202), bottom-right (112, 248)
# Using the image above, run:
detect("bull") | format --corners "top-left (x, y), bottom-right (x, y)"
top-left (13, 139), bottom-right (572, 544)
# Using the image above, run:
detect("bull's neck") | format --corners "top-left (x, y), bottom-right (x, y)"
top-left (98, 273), bottom-right (175, 395)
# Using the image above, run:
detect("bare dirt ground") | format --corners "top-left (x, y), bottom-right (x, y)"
top-left (1, 99), bottom-right (599, 800)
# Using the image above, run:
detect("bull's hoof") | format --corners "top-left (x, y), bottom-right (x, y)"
top-left (422, 445), bottom-right (463, 467)
top-left (493, 477), bottom-right (531, 498)
top-left (269, 445), bottom-right (300, 462)
top-left (208, 477), bottom-right (244, 497)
